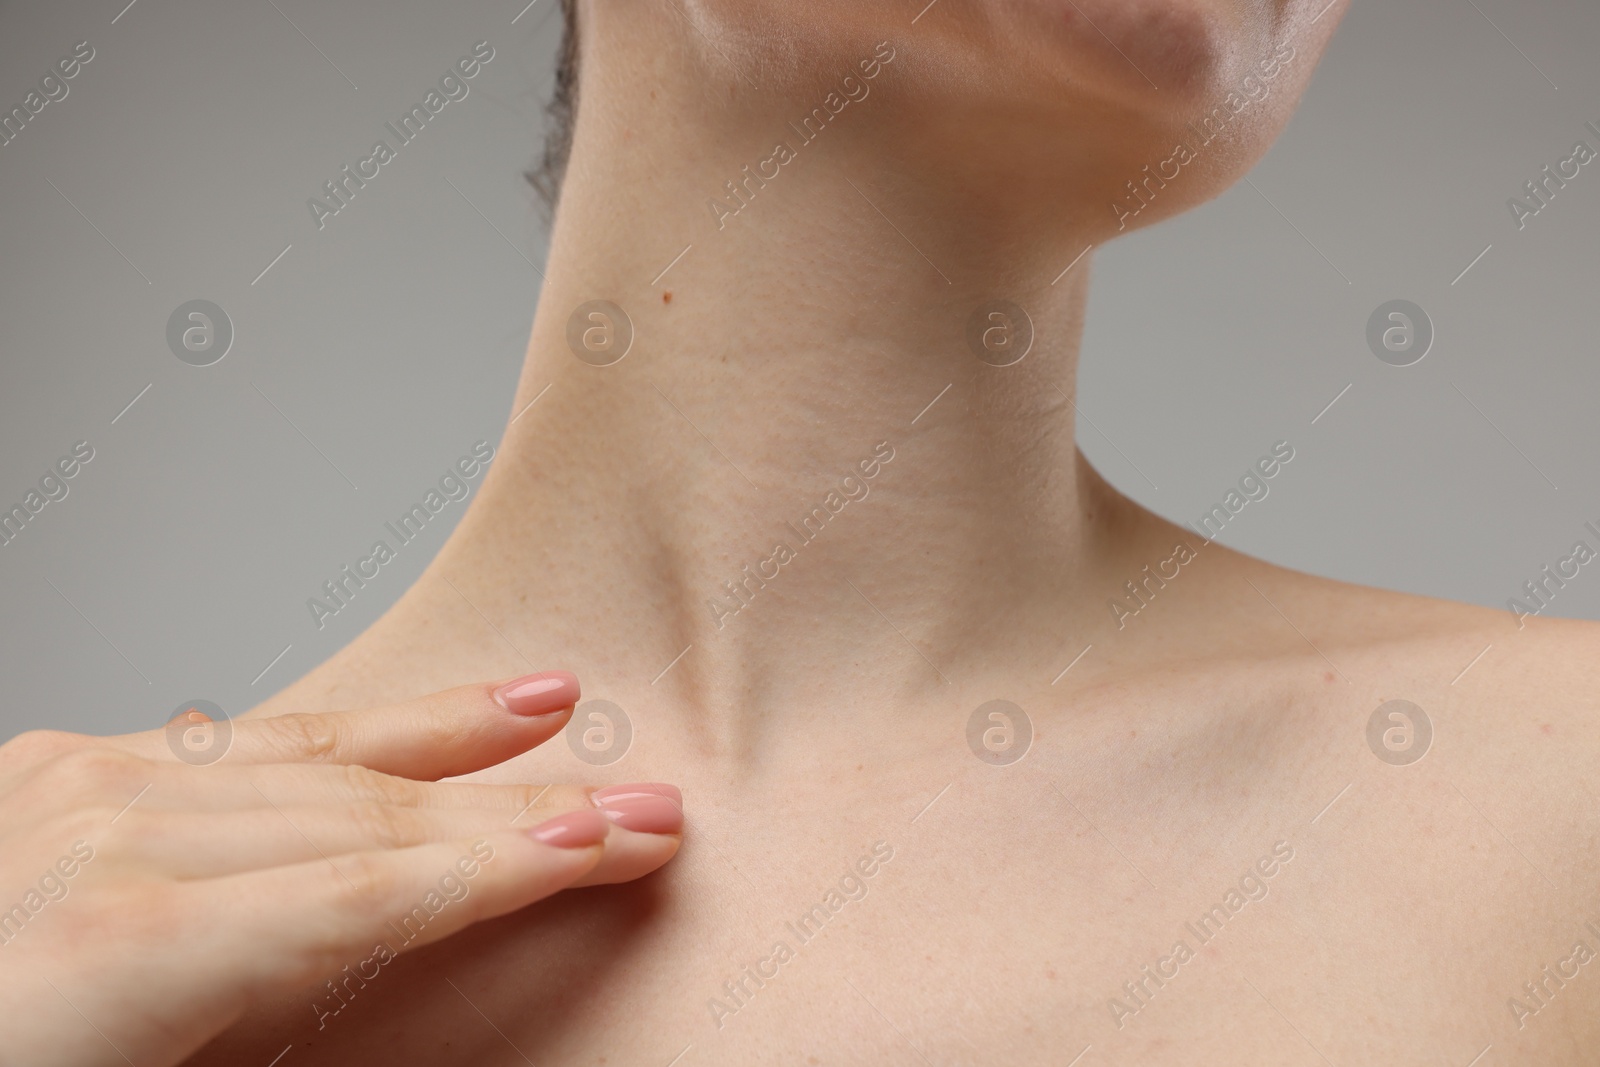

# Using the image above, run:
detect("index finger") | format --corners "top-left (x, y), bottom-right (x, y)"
top-left (128, 671), bottom-right (582, 779)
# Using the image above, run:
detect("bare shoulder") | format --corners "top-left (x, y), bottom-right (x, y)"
top-left (1109, 516), bottom-right (1598, 693)
top-left (1188, 547), bottom-right (1600, 835)
top-left (1229, 549), bottom-right (1600, 708)
top-left (1091, 509), bottom-right (1600, 724)
top-left (1083, 544), bottom-right (1600, 1062)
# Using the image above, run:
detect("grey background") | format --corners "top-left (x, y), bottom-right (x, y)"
top-left (0, 0), bottom-right (1595, 740)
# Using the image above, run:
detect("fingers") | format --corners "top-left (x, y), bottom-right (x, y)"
top-left (569, 824), bottom-right (684, 888)
top-left (221, 672), bottom-right (580, 777)
top-left (10, 743), bottom-right (678, 825)
top-left (205, 818), bottom-right (618, 993)
top-left (101, 760), bottom-right (597, 815)
top-left (0, 728), bottom-right (95, 787)
top-left (112, 671), bottom-right (582, 779)
top-left (570, 783), bottom-right (685, 886)
top-left (106, 798), bottom-right (599, 878)
top-left (93, 777), bottom-right (683, 883)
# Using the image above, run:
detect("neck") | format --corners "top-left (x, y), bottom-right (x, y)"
top-left (354, 11), bottom-right (1158, 738)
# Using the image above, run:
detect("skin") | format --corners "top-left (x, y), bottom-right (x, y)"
top-left (0, 682), bottom-right (681, 1067)
top-left (185, 0), bottom-right (1600, 1063)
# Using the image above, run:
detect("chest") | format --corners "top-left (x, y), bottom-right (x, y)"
top-left (191, 761), bottom-right (1596, 1066)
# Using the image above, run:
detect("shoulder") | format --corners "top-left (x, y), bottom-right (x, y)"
top-left (1231, 553), bottom-right (1600, 704)
top-left (1185, 551), bottom-right (1600, 801)
top-left (1102, 531), bottom-right (1600, 739)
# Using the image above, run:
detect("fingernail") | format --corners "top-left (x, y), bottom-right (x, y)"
top-left (591, 782), bottom-right (682, 806)
top-left (493, 671), bottom-right (580, 717)
top-left (592, 784), bottom-right (684, 835)
top-left (527, 809), bottom-right (609, 848)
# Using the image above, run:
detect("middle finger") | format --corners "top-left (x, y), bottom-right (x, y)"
top-left (121, 760), bottom-right (593, 816)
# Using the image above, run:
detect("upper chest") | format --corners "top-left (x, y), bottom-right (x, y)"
top-left (215, 638), bottom-right (1600, 1065)
top-left (194, 752), bottom-right (1600, 1067)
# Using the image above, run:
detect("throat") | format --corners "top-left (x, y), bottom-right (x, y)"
top-left (281, 33), bottom-right (1151, 735)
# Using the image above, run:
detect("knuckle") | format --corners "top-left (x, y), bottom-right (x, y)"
top-left (328, 851), bottom-right (397, 912)
top-left (64, 804), bottom-right (118, 840)
top-left (342, 764), bottom-right (419, 808)
top-left (348, 802), bottom-right (418, 851)
top-left (408, 697), bottom-right (470, 746)
top-left (34, 748), bottom-right (151, 803)
top-left (96, 806), bottom-right (151, 850)
top-left (68, 883), bottom-right (170, 951)
top-left (263, 713), bottom-right (344, 762)
top-left (29, 807), bottom-right (115, 855)
top-left (527, 784), bottom-right (588, 813)
top-left (0, 730), bottom-right (83, 774)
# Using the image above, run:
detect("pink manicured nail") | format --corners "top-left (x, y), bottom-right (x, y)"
top-left (592, 784), bottom-right (683, 835)
top-left (591, 783), bottom-right (682, 806)
top-left (527, 809), bottom-right (609, 848)
top-left (493, 671), bottom-right (580, 717)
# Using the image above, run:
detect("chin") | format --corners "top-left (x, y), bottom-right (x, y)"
top-left (1015, 0), bottom-right (1261, 100)
top-left (682, 0), bottom-right (1342, 233)
top-left (922, 0), bottom-right (1340, 232)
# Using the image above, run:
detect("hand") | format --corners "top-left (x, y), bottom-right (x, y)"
top-left (0, 672), bottom-right (683, 1067)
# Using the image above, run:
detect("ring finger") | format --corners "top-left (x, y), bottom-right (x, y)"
top-left (102, 785), bottom-right (685, 878)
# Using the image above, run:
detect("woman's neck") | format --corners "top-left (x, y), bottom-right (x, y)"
top-left (307, 12), bottom-right (1161, 740)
